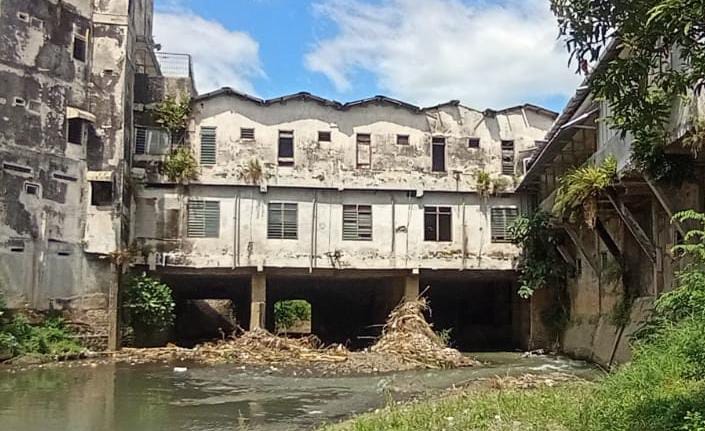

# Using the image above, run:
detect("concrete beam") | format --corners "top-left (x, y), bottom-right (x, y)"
top-left (595, 218), bottom-right (622, 265)
top-left (644, 176), bottom-right (686, 237)
top-left (605, 190), bottom-right (657, 264)
top-left (560, 224), bottom-right (599, 274)
top-left (250, 272), bottom-right (266, 330)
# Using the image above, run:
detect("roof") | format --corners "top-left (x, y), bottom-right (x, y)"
top-left (192, 88), bottom-right (558, 117)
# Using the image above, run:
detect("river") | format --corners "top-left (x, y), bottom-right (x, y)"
top-left (0, 352), bottom-right (598, 431)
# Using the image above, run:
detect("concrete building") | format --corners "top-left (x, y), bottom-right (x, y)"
top-left (518, 41), bottom-right (705, 365)
top-left (0, 0), bottom-right (190, 349)
top-left (133, 90), bottom-right (557, 349)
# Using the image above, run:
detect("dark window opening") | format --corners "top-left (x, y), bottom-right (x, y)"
top-left (356, 133), bottom-right (371, 168)
top-left (53, 172), bottom-right (77, 182)
top-left (24, 182), bottom-right (40, 196)
top-left (278, 131), bottom-right (294, 166)
top-left (397, 134), bottom-right (409, 145)
top-left (241, 128), bottom-right (255, 140)
top-left (90, 181), bottom-right (113, 206)
top-left (67, 118), bottom-right (83, 145)
top-left (3, 163), bottom-right (32, 174)
top-left (468, 137), bottom-right (480, 148)
top-left (57, 250), bottom-right (72, 257)
top-left (13, 97), bottom-right (25, 107)
top-left (424, 206), bottom-right (452, 241)
top-left (268, 202), bottom-right (298, 239)
top-left (490, 207), bottom-right (518, 242)
top-left (318, 131), bottom-right (331, 142)
top-left (432, 137), bottom-right (446, 172)
top-left (9, 239), bottom-right (24, 253)
top-left (501, 140), bottom-right (515, 175)
top-left (73, 35), bottom-right (87, 62)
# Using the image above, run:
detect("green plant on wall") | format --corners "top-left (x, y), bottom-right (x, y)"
top-left (553, 156), bottom-right (617, 228)
top-left (238, 159), bottom-right (266, 185)
top-left (509, 211), bottom-right (567, 298)
top-left (163, 146), bottom-right (198, 183)
top-left (154, 95), bottom-right (191, 144)
top-left (474, 170), bottom-right (492, 198)
top-left (491, 176), bottom-right (512, 195)
top-left (123, 273), bottom-right (175, 334)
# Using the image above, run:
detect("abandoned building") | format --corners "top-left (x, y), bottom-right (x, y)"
top-left (518, 40), bottom-right (705, 366)
top-left (0, 0), bottom-right (565, 351)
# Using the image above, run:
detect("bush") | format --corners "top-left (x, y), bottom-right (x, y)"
top-left (163, 146), bottom-right (198, 183)
top-left (0, 315), bottom-right (82, 359)
top-left (123, 273), bottom-right (175, 333)
top-left (274, 300), bottom-right (311, 332)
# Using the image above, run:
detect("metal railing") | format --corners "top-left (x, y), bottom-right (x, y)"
top-left (155, 52), bottom-right (193, 78)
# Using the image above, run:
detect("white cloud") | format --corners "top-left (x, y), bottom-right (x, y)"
top-left (305, 0), bottom-right (580, 109)
top-left (153, 11), bottom-right (264, 94)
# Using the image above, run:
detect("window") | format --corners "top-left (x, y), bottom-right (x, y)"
top-left (318, 131), bottom-right (331, 142)
top-left (468, 137), bottom-right (480, 148)
top-left (53, 172), bottom-right (77, 182)
top-left (268, 202), bottom-right (297, 239)
top-left (27, 100), bottom-right (41, 114)
top-left (356, 133), bottom-right (371, 168)
top-left (135, 126), bottom-right (170, 155)
top-left (424, 206), bottom-right (452, 241)
top-left (241, 128), bottom-right (255, 140)
top-left (90, 181), bottom-right (113, 206)
top-left (67, 118), bottom-right (84, 145)
top-left (73, 34), bottom-right (87, 62)
top-left (8, 239), bottom-right (24, 253)
top-left (17, 12), bottom-right (29, 22)
top-left (432, 137), bottom-right (446, 172)
top-left (24, 182), bottom-right (40, 196)
top-left (501, 140), bottom-right (515, 175)
top-left (3, 162), bottom-right (32, 174)
top-left (491, 207), bottom-right (518, 242)
top-left (187, 200), bottom-right (220, 238)
top-left (13, 97), bottom-right (25, 107)
top-left (200, 127), bottom-right (217, 165)
top-left (397, 134), bottom-right (410, 145)
top-left (342, 205), bottom-right (372, 241)
top-left (278, 131), bottom-right (294, 166)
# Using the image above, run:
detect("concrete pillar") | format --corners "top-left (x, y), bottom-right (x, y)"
top-left (403, 274), bottom-right (420, 302)
top-left (249, 272), bottom-right (266, 330)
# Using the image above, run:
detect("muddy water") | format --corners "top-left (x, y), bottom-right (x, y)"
top-left (0, 352), bottom-right (599, 431)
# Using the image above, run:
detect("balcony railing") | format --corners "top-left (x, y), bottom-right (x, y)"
top-left (155, 52), bottom-right (193, 78)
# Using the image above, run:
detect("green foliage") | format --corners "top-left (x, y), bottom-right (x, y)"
top-left (154, 95), bottom-right (191, 142)
top-left (123, 273), bottom-right (175, 332)
top-left (0, 315), bottom-right (83, 360)
top-left (509, 211), bottom-right (566, 298)
top-left (550, 0), bottom-right (702, 182)
top-left (238, 159), bottom-right (265, 185)
top-left (473, 170), bottom-right (491, 198)
top-left (274, 300), bottom-right (311, 332)
top-left (491, 176), bottom-right (512, 195)
top-left (610, 293), bottom-right (635, 328)
top-left (163, 146), bottom-right (198, 183)
top-left (553, 156), bottom-right (617, 228)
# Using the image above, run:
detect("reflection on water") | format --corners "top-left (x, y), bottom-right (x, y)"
top-left (0, 352), bottom-right (599, 431)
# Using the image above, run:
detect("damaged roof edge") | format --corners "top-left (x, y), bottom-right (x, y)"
top-left (192, 87), bottom-right (558, 117)
top-left (517, 38), bottom-right (622, 191)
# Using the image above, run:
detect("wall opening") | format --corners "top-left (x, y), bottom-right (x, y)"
top-left (273, 299), bottom-right (312, 335)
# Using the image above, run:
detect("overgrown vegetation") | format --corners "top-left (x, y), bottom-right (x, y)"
top-left (163, 146), bottom-right (198, 183)
top-left (553, 156), bottom-right (617, 228)
top-left (0, 293), bottom-right (83, 361)
top-left (550, 0), bottom-right (704, 183)
top-left (509, 211), bottom-right (566, 298)
top-left (474, 170), bottom-right (491, 198)
top-left (274, 300), bottom-right (311, 332)
top-left (154, 94), bottom-right (191, 144)
top-left (238, 158), bottom-right (266, 185)
top-left (122, 273), bottom-right (175, 337)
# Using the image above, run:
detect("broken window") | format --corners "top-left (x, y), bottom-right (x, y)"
top-left (356, 133), bottom-right (371, 168)
top-left (241, 128), bottom-right (255, 140)
top-left (268, 202), bottom-right (297, 239)
top-left (490, 206), bottom-right (518, 242)
top-left (73, 34), bottom-right (87, 62)
top-left (342, 205), bottom-right (373, 241)
top-left (424, 206), bottom-right (452, 242)
top-left (397, 134), bottom-right (409, 145)
top-left (278, 131), bottom-right (294, 166)
top-left (67, 118), bottom-right (84, 145)
top-left (90, 181), bottom-right (113, 206)
top-left (318, 131), bottom-right (331, 142)
top-left (501, 140), bottom-right (515, 175)
top-left (200, 127), bottom-right (217, 165)
top-left (24, 182), bottom-right (40, 196)
top-left (468, 137), bottom-right (480, 148)
top-left (432, 137), bottom-right (446, 172)
top-left (135, 126), bottom-right (170, 155)
top-left (187, 200), bottom-right (220, 238)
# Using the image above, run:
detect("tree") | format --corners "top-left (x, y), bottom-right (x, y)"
top-left (551, 0), bottom-right (705, 182)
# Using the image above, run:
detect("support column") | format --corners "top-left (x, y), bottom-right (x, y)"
top-left (403, 274), bottom-right (420, 302)
top-left (249, 272), bottom-right (266, 330)
top-left (107, 263), bottom-right (121, 351)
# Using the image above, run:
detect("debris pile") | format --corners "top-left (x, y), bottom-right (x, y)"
top-left (489, 373), bottom-right (582, 390)
top-left (370, 298), bottom-right (479, 369)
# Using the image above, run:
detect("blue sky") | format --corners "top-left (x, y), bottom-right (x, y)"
top-left (153, 0), bottom-right (581, 112)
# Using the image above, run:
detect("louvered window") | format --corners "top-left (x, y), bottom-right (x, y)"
top-left (200, 127), bottom-right (217, 165)
top-left (268, 202), bottom-right (297, 239)
top-left (135, 126), bottom-right (170, 155)
top-left (188, 200), bottom-right (220, 238)
top-left (491, 207), bottom-right (518, 242)
top-left (241, 128), bottom-right (255, 140)
top-left (501, 140), bottom-right (515, 175)
top-left (424, 206), bottom-right (452, 241)
top-left (356, 133), bottom-right (371, 168)
top-left (342, 205), bottom-right (372, 241)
